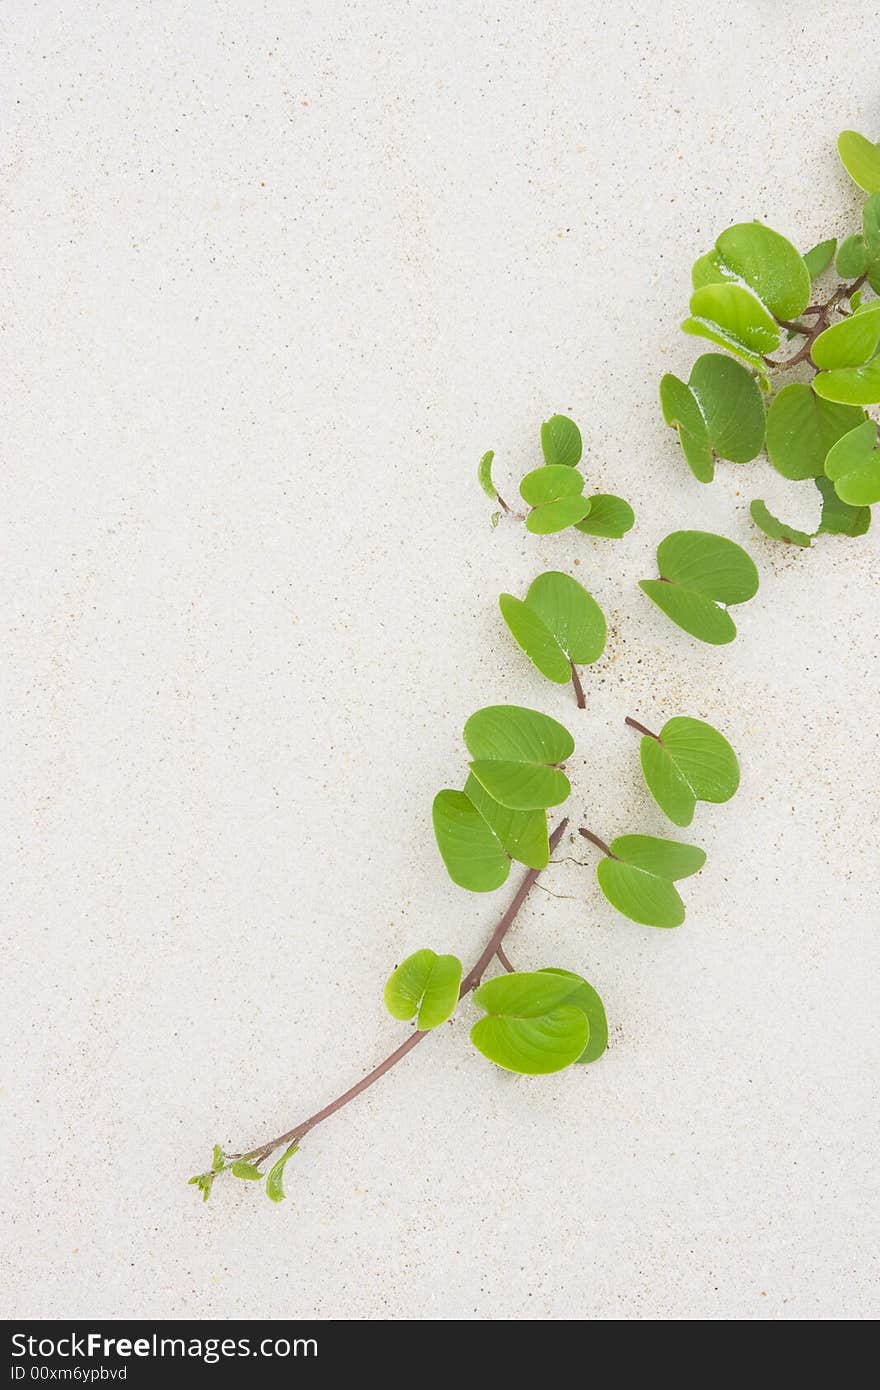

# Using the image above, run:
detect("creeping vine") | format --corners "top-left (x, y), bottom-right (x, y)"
top-left (192, 127), bottom-right (880, 1203)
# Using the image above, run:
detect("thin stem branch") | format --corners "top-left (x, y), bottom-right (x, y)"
top-left (578, 827), bottom-right (615, 858)
top-left (624, 715), bottom-right (659, 740)
top-left (495, 944), bottom-right (515, 973)
top-left (231, 818), bottom-right (569, 1167)
top-left (570, 661), bottom-right (586, 709)
top-left (764, 274), bottom-right (868, 371)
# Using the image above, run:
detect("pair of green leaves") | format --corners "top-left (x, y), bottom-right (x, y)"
top-left (660, 353), bottom-right (766, 482)
top-left (640, 531), bottom-right (759, 645)
top-left (471, 969), bottom-right (607, 1074)
top-left (684, 222), bottom-right (811, 371)
top-left (637, 717), bottom-right (739, 828)
top-left (591, 834), bottom-right (706, 929)
top-left (480, 416), bottom-right (634, 538)
top-left (499, 570), bottom-right (605, 692)
top-left (750, 477), bottom-right (871, 549)
top-left (433, 706), bottom-right (574, 892)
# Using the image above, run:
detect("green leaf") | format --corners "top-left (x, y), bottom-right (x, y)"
top-left (639, 717), bottom-right (739, 828)
top-left (811, 302), bottom-right (880, 369)
top-left (574, 493), bottom-right (635, 537)
top-left (231, 1161), bottom-right (263, 1181)
top-left (540, 414), bottom-right (582, 468)
top-left (639, 531), bottom-right (759, 645)
top-left (803, 239), bottom-right (836, 278)
top-left (813, 355), bottom-right (880, 406)
top-left (835, 234), bottom-right (869, 278)
top-left (266, 1143), bottom-right (299, 1204)
top-left (384, 948), bottom-right (462, 1030)
top-left (823, 419), bottom-right (880, 505)
top-left (470, 971), bottom-right (590, 1074)
top-left (432, 789), bottom-right (511, 892)
top-left (465, 704), bottom-right (573, 811)
top-left (661, 355), bottom-right (765, 482)
top-left (188, 1172), bottom-right (215, 1202)
top-left (519, 465), bottom-right (584, 506)
top-left (463, 774), bottom-right (549, 870)
top-left (211, 1144), bottom-right (225, 1172)
top-left (814, 475), bottom-right (871, 537)
top-left (499, 572), bottom-right (605, 686)
top-left (691, 249), bottom-right (729, 290)
top-left (525, 496), bottom-right (592, 534)
top-left (863, 194), bottom-right (880, 259)
top-left (838, 130), bottom-right (880, 194)
top-left (478, 449), bottom-right (497, 501)
top-left (765, 382), bottom-right (866, 480)
top-left (749, 500), bottom-right (813, 548)
top-left (659, 372), bottom-right (713, 482)
top-left (715, 222), bottom-right (811, 319)
top-left (683, 283), bottom-right (779, 370)
top-left (539, 967), bottom-right (608, 1063)
top-left (596, 835), bottom-right (706, 929)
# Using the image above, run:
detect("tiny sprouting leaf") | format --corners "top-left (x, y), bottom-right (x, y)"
top-left (639, 530), bottom-right (759, 645)
top-left (749, 500), bottom-right (812, 549)
top-left (837, 130), bottom-right (880, 193)
top-left (595, 834), bottom-right (706, 929)
top-left (814, 475), bottom-right (871, 537)
top-left (714, 222), bottom-right (811, 319)
top-left (574, 493), bottom-right (635, 537)
top-left (470, 971), bottom-right (590, 1074)
top-left (520, 465), bottom-right (584, 506)
top-left (835, 234), bottom-right (869, 278)
top-left (802, 239), bottom-right (836, 278)
top-left (500, 571), bottom-right (606, 687)
top-left (432, 789), bottom-right (512, 892)
top-left (765, 382), bottom-right (866, 480)
top-left (266, 1143), bottom-right (299, 1204)
top-left (682, 283), bottom-right (779, 370)
top-left (384, 948), bottom-right (463, 1030)
top-left (478, 449), bottom-right (498, 501)
top-left (823, 419), bottom-right (880, 505)
top-left (463, 774), bottom-right (549, 870)
top-left (231, 1161), bottom-right (264, 1180)
top-left (539, 968), bottom-right (608, 1063)
top-left (813, 355), bottom-right (880, 406)
top-left (540, 414), bottom-right (582, 468)
top-left (851, 291), bottom-right (864, 311)
top-left (638, 717), bottom-right (740, 828)
top-left (661, 354), bottom-right (765, 482)
top-left (211, 1144), bottom-right (225, 1172)
top-left (464, 705), bottom-right (574, 811)
top-left (811, 302), bottom-right (880, 370)
top-left (188, 1172), bottom-right (215, 1202)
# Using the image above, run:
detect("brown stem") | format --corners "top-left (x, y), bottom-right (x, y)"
top-left (496, 492), bottom-right (512, 513)
top-left (570, 661), bottom-right (586, 709)
top-left (764, 274), bottom-right (868, 371)
top-left (495, 944), bottom-right (515, 973)
top-left (231, 818), bottom-right (569, 1166)
top-left (625, 715), bottom-right (659, 741)
top-left (578, 827), bottom-right (615, 858)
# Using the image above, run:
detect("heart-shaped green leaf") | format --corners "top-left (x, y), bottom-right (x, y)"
top-left (714, 222), bottom-right (811, 319)
top-left (520, 465), bottom-right (584, 506)
top-left (539, 967), bottom-right (608, 1063)
top-left (464, 705), bottom-right (573, 810)
top-left (811, 302), bottom-right (880, 370)
top-left (661, 353), bottom-right (765, 482)
top-left (639, 717), bottom-right (739, 828)
top-left (814, 355), bottom-right (880, 406)
top-left (750, 500), bottom-right (812, 548)
top-left (682, 283), bottom-right (779, 371)
top-left (385, 949), bottom-right (462, 1030)
top-left (838, 130), bottom-right (880, 194)
top-left (478, 449), bottom-right (497, 501)
top-left (540, 414), bottom-right (582, 468)
top-left (525, 496), bottom-right (592, 534)
top-left (639, 530), bottom-right (759, 645)
top-left (823, 419), bottom-right (880, 505)
top-left (802, 239), bottom-right (836, 279)
top-left (470, 971), bottom-right (590, 1074)
top-left (499, 571), bottom-right (606, 686)
top-left (765, 383), bottom-right (866, 480)
top-left (574, 493), bottom-right (635, 538)
top-left (432, 790), bottom-right (512, 891)
top-left (463, 774), bottom-right (549, 870)
top-left (814, 475), bottom-right (871, 537)
top-left (595, 834), bottom-right (706, 928)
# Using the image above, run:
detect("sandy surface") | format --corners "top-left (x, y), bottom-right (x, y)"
top-left (3, 1), bottom-right (878, 1321)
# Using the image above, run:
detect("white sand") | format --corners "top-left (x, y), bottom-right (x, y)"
top-left (3, 1), bottom-right (878, 1321)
